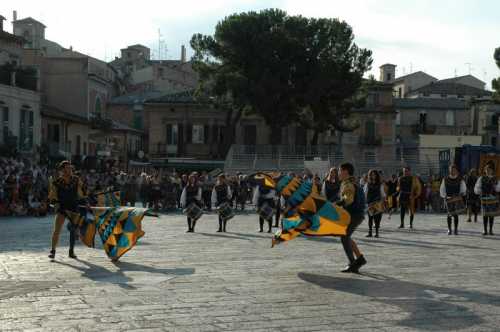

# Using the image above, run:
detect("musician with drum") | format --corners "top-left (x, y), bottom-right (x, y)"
top-left (180, 173), bottom-right (203, 233)
top-left (252, 182), bottom-right (277, 233)
top-left (474, 161), bottom-right (500, 236)
top-left (439, 164), bottom-right (466, 235)
top-left (211, 174), bottom-right (233, 232)
top-left (364, 169), bottom-right (386, 238)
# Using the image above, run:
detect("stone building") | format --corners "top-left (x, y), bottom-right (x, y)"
top-left (0, 15), bottom-right (41, 157)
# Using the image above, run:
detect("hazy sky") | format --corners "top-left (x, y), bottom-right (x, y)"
top-left (2, 0), bottom-right (499, 88)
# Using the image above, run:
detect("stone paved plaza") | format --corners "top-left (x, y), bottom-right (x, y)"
top-left (1, 210), bottom-right (500, 331)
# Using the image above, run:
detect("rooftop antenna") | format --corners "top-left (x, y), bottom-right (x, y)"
top-left (482, 69), bottom-right (487, 83)
top-left (158, 28), bottom-right (163, 61)
top-left (402, 67), bottom-right (406, 75)
top-left (410, 62), bottom-right (413, 73)
top-left (454, 68), bottom-right (457, 77)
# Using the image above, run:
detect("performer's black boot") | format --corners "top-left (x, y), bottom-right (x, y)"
top-left (267, 220), bottom-right (272, 233)
top-left (217, 217), bottom-right (223, 232)
top-left (68, 249), bottom-right (77, 259)
top-left (447, 216), bottom-right (452, 235)
top-left (187, 218), bottom-right (192, 232)
top-left (483, 217), bottom-right (488, 236)
top-left (259, 218), bottom-right (264, 233)
top-left (223, 220), bottom-right (227, 232)
top-left (399, 208), bottom-right (405, 228)
top-left (48, 249), bottom-right (55, 259)
top-left (490, 219), bottom-right (494, 235)
top-left (375, 218), bottom-right (381, 238)
top-left (69, 230), bottom-right (77, 259)
top-left (410, 214), bottom-right (414, 229)
top-left (366, 219), bottom-right (373, 237)
top-left (454, 217), bottom-right (459, 235)
top-left (375, 227), bottom-right (379, 238)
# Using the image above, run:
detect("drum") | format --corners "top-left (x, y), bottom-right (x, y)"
top-left (183, 203), bottom-right (203, 221)
top-left (217, 202), bottom-right (235, 221)
top-left (446, 196), bottom-right (466, 215)
top-left (258, 202), bottom-right (275, 221)
top-left (481, 196), bottom-right (500, 217)
top-left (368, 201), bottom-right (385, 216)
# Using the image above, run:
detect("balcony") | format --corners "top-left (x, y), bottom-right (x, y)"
top-left (0, 64), bottom-right (38, 91)
top-left (358, 136), bottom-right (382, 146)
top-left (90, 114), bottom-right (113, 130)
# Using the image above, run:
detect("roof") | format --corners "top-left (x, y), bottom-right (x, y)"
top-left (0, 30), bottom-right (25, 44)
top-left (13, 17), bottom-right (46, 28)
top-left (41, 105), bottom-right (89, 124)
top-left (393, 98), bottom-right (468, 110)
top-left (393, 71), bottom-right (438, 83)
top-left (380, 63), bottom-right (396, 68)
top-left (146, 90), bottom-right (197, 104)
top-left (411, 82), bottom-right (492, 97)
top-left (123, 44), bottom-right (149, 51)
top-left (109, 90), bottom-right (165, 105)
top-left (438, 74), bottom-right (485, 85)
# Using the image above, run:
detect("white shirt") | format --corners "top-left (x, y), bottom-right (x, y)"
top-left (211, 184), bottom-right (232, 207)
top-left (439, 177), bottom-right (466, 199)
top-left (363, 183), bottom-right (386, 201)
top-left (252, 186), bottom-right (276, 205)
top-left (180, 186), bottom-right (202, 208)
top-left (474, 176), bottom-right (500, 196)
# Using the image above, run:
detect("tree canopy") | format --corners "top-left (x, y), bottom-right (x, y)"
top-left (190, 8), bottom-right (373, 145)
top-left (493, 47), bottom-right (500, 103)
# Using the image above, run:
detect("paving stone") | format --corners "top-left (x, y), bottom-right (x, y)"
top-left (1, 212), bottom-right (500, 331)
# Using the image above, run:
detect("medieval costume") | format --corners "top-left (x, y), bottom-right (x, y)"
top-left (180, 176), bottom-right (202, 232)
top-left (474, 164), bottom-right (500, 236)
top-left (364, 170), bottom-right (386, 238)
top-left (48, 161), bottom-right (85, 259)
top-left (440, 167), bottom-right (466, 235)
top-left (397, 169), bottom-right (422, 229)
top-left (253, 184), bottom-right (276, 233)
top-left (466, 170), bottom-right (480, 223)
top-left (211, 175), bottom-right (232, 232)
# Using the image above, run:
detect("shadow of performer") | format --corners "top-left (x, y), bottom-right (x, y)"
top-left (297, 272), bottom-right (499, 331)
top-left (55, 259), bottom-right (195, 290)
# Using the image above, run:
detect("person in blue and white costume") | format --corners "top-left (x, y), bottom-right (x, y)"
top-left (474, 161), bottom-right (500, 236)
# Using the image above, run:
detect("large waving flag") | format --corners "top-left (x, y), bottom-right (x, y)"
top-left (250, 173), bottom-right (352, 247)
top-left (65, 190), bottom-right (152, 261)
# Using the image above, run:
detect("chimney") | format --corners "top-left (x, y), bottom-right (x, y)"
top-left (13, 10), bottom-right (17, 22)
top-left (181, 45), bottom-right (186, 63)
top-left (0, 15), bottom-right (5, 31)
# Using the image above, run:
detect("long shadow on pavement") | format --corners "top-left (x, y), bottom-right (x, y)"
top-left (195, 232), bottom-right (254, 242)
top-left (55, 259), bottom-right (194, 290)
top-left (298, 272), bottom-right (500, 330)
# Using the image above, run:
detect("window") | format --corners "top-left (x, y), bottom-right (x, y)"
top-left (244, 125), bottom-right (257, 145)
top-left (492, 137), bottom-right (497, 147)
top-left (395, 111), bottom-right (401, 126)
top-left (192, 124), bottom-right (205, 144)
top-left (94, 97), bottom-right (102, 118)
top-left (365, 120), bottom-right (376, 140)
top-left (83, 142), bottom-right (87, 155)
top-left (166, 124), bottom-right (178, 145)
top-left (76, 135), bottom-right (81, 155)
top-left (445, 111), bottom-right (455, 126)
top-left (398, 87), bottom-right (402, 98)
top-left (441, 93), bottom-right (447, 98)
top-left (386, 73), bottom-right (392, 81)
top-left (1, 104), bottom-right (8, 143)
top-left (19, 106), bottom-right (33, 151)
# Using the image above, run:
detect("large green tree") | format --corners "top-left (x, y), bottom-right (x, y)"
top-left (191, 9), bottom-right (372, 145)
top-left (493, 47), bottom-right (500, 103)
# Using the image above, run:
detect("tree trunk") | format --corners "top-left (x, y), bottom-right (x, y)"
top-left (219, 107), bottom-right (243, 158)
top-left (310, 129), bottom-right (320, 146)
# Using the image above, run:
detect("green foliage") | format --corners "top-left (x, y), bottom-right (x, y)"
top-left (190, 9), bottom-right (373, 144)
